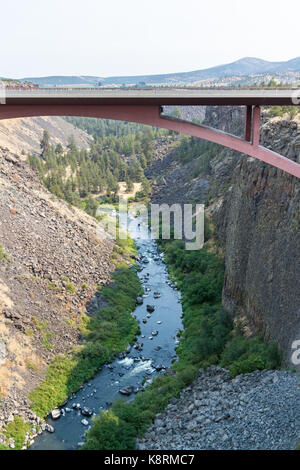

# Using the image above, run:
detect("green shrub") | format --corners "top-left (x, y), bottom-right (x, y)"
top-left (0, 244), bottom-right (9, 262)
top-left (220, 335), bottom-right (282, 377)
top-left (268, 106), bottom-right (299, 119)
top-left (193, 307), bottom-right (233, 366)
top-left (65, 282), bottom-right (76, 294)
top-left (83, 409), bottom-right (137, 450)
top-left (3, 416), bottom-right (31, 450)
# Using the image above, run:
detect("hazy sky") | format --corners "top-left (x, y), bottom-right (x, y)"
top-left (1, 0), bottom-right (299, 78)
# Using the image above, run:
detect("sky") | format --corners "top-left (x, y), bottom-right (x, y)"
top-left (0, 0), bottom-right (299, 78)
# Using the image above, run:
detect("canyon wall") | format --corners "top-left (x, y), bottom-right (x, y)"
top-left (205, 108), bottom-right (300, 366)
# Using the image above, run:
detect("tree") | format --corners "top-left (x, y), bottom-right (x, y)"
top-left (141, 178), bottom-right (151, 197)
top-left (55, 143), bottom-right (64, 155)
top-left (67, 134), bottom-right (77, 152)
top-left (85, 197), bottom-right (99, 217)
top-left (142, 128), bottom-right (155, 163)
top-left (40, 130), bottom-right (51, 157)
top-left (138, 153), bottom-right (147, 169)
top-left (125, 175), bottom-right (134, 193)
top-left (170, 107), bottom-right (181, 119)
top-left (130, 156), bottom-right (144, 182)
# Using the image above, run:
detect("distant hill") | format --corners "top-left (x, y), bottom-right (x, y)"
top-left (20, 57), bottom-right (300, 87)
top-left (0, 116), bottom-right (91, 156)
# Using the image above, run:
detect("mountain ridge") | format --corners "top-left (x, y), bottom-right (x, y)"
top-left (19, 56), bottom-right (300, 86)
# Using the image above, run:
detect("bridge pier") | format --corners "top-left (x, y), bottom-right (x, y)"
top-left (244, 105), bottom-right (261, 146)
top-left (252, 106), bottom-right (261, 147)
top-left (244, 105), bottom-right (253, 142)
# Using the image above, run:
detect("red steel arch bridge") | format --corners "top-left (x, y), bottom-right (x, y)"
top-left (0, 87), bottom-right (299, 178)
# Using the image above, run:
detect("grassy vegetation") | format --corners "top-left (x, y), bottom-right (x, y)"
top-left (29, 238), bottom-right (142, 418)
top-left (1, 416), bottom-right (31, 450)
top-left (268, 106), bottom-right (299, 119)
top-left (0, 444), bottom-right (9, 450)
top-left (83, 233), bottom-right (282, 450)
top-left (31, 316), bottom-right (54, 351)
top-left (65, 281), bottom-right (76, 294)
top-left (0, 244), bottom-right (9, 262)
top-left (25, 360), bottom-right (39, 372)
top-left (220, 334), bottom-right (281, 377)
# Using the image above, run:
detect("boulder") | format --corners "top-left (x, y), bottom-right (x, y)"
top-left (119, 386), bottom-right (134, 396)
top-left (147, 305), bottom-right (155, 313)
top-left (81, 407), bottom-right (93, 417)
top-left (51, 408), bottom-right (61, 420)
top-left (45, 424), bottom-right (55, 433)
top-left (8, 438), bottom-right (15, 449)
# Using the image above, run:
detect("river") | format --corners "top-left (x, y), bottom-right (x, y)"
top-left (32, 214), bottom-right (183, 450)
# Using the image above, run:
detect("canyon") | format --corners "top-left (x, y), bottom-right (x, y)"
top-left (0, 104), bottom-right (299, 449)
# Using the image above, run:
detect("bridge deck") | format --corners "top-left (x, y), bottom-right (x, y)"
top-left (4, 88), bottom-right (299, 106)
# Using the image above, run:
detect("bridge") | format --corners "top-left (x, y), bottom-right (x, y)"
top-left (1, 87), bottom-right (300, 178)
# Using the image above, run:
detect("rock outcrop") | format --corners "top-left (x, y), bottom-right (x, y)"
top-left (205, 108), bottom-right (300, 367)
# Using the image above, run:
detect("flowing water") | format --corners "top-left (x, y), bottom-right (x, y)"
top-left (32, 215), bottom-right (183, 450)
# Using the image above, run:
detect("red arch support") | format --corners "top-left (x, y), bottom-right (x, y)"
top-left (0, 103), bottom-right (299, 178)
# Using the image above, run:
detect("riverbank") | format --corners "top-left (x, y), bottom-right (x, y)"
top-left (0, 237), bottom-right (142, 450)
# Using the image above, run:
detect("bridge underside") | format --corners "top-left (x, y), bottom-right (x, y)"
top-left (0, 104), bottom-right (299, 178)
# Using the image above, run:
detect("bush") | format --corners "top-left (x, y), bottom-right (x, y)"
top-left (3, 416), bottom-right (31, 450)
top-left (194, 307), bottom-right (233, 366)
top-left (0, 244), bottom-right (9, 262)
top-left (220, 336), bottom-right (282, 377)
top-left (65, 281), bottom-right (76, 294)
top-left (83, 409), bottom-right (137, 450)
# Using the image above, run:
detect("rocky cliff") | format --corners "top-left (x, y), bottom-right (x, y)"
top-left (205, 108), bottom-right (300, 367)
top-left (0, 147), bottom-right (114, 432)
